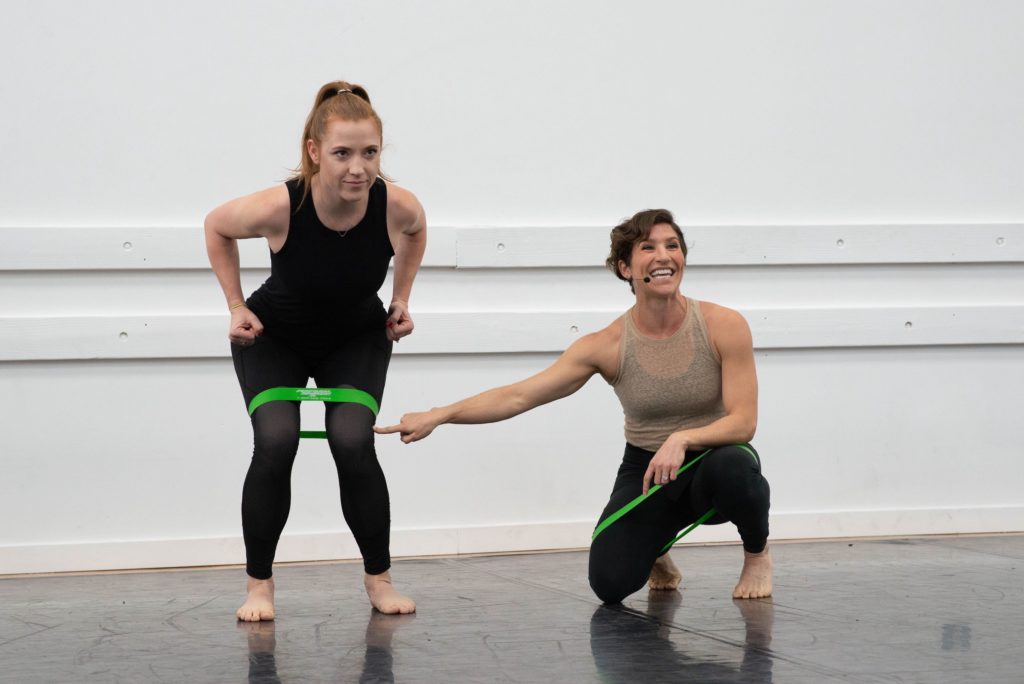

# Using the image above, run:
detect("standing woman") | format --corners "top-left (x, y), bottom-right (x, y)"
top-left (376, 210), bottom-right (771, 603)
top-left (205, 81), bottom-right (426, 620)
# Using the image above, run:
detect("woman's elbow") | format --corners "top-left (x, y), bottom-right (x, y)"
top-left (742, 416), bottom-right (757, 443)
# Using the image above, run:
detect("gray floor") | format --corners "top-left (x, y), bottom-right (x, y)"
top-left (2, 534), bottom-right (1022, 683)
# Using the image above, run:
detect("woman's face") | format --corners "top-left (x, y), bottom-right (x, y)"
top-left (307, 117), bottom-right (382, 201)
top-left (620, 223), bottom-right (686, 294)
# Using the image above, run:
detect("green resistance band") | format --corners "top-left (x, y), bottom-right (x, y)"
top-left (591, 444), bottom-right (759, 553)
top-left (246, 387), bottom-right (380, 439)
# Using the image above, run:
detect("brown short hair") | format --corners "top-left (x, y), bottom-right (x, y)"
top-left (605, 209), bottom-right (687, 291)
top-left (291, 80), bottom-right (386, 206)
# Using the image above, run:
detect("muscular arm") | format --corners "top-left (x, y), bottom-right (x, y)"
top-left (677, 306), bottom-right (758, 448)
top-left (375, 332), bottom-right (609, 442)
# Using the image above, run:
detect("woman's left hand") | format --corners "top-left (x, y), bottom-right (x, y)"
top-left (643, 432), bottom-right (692, 495)
top-left (386, 300), bottom-right (414, 342)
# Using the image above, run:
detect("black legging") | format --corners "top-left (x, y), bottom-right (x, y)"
top-left (589, 443), bottom-right (770, 604)
top-left (231, 326), bottom-right (393, 579)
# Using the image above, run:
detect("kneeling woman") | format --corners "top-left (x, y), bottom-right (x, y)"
top-left (376, 209), bottom-right (771, 602)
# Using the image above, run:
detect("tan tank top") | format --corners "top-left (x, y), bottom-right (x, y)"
top-left (610, 298), bottom-right (725, 451)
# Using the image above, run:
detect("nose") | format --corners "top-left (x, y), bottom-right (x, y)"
top-left (349, 156), bottom-right (364, 176)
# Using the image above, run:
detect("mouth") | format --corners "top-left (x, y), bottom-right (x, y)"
top-left (647, 268), bottom-right (675, 281)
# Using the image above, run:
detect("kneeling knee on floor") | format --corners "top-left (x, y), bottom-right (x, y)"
top-left (589, 567), bottom-right (643, 605)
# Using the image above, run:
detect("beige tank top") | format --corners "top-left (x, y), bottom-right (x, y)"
top-left (610, 298), bottom-right (726, 451)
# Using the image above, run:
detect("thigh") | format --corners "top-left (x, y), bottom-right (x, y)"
top-left (686, 444), bottom-right (762, 518)
top-left (231, 334), bottom-right (311, 409)
top-left (312, 325), bottom-right (393, 407)
top-left (592, 460), bottom-right (688, 562)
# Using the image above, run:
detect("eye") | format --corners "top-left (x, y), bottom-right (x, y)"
top-left (365, 148), bottom-right (379, 158)
top-left (334, 149), bottom-right (350, 158)
top-left (640, 244), bottom-right (654, 251)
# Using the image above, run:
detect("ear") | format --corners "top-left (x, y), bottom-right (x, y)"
top-left (306, 138), bottom-right (320, 165)
top-left (618, 259), bottom-right (631, 280)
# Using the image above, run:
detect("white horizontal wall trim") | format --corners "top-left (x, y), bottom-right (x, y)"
top-left (3, 506), bottom-right (1021, 575)
top-left (4, 224), bottom-right (1021, 271)
top-left (1, 306), bottom-right (1021, 361)
top-left (1, 226), bottom-right (457, 270)
top-left (457, 224), bottom-right (1024, 267)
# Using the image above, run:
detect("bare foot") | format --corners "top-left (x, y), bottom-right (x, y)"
top-left (648, 553), bottom-right (683, 591)
top-left (732, 547), bottom-right (773, 599)
top-left (365, 571), bottom-right (416, 614)
top-left (237, 577), bottom-right (275, 622)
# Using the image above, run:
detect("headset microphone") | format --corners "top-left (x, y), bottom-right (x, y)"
top-left (643, 276), bottom-right (651, 283)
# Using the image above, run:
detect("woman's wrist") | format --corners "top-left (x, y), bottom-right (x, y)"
top-left (671, 431), bottom-right (693, 451)
top-left (229, 301), bottom-right (247, 311)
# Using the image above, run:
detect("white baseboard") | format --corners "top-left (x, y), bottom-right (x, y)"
top-left (3, 506), bottom-right (1022, 575)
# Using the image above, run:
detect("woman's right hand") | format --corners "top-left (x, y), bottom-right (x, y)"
top-left (229, 306), bottom-right (264, 346)
top-left (373, 409), bottom-right (443, 443)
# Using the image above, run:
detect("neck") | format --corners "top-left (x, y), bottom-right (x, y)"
top-left (632, 292), bottom-right (687, 338)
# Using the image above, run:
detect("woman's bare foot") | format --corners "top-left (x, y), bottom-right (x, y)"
top-left (648, 553), bottom-right (683, 591)
top-left (237, 577), bottom-right (275, 622)
top-left (732, 547), bottom-right (773, 599)
top-left (365, 571), bottom-right (416, 614)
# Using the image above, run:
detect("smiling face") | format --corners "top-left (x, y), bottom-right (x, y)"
top-left (306, 117), bottom-right (382, 202)
top-left (618, 223), bottom-right (686, 293)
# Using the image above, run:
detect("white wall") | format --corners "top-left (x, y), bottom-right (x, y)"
top-left (1, 1), bottom-right (1022, 574)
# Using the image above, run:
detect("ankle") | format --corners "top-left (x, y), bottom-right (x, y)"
top-left (365, 571), bottom-right (393, 587)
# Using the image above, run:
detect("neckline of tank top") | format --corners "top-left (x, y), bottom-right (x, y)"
top-left (627, 296), bottom-right (692, 342)
top-left (310, 178), bottom-right (381, 237)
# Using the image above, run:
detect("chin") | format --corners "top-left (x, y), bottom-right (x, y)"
top-left (341, 186), bottom-right (369, 199)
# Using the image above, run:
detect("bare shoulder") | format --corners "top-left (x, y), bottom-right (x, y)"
top-left (699, 300), bottom-right (752, 353)
top-left (700, 300), bottom-right (749, 333)
top-left (568, 315), bottom-right (623, 381)
top-left (206, 184), bottom-right (290, 239)
top-left (384, 181), bottom-right (425, 235)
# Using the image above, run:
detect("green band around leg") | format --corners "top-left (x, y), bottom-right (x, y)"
top-left (591, 448), bottom-right (712, 543)
top-left (247, 387), bottom-right (380, 416)
top-left (591, 443), bottom-right (758, 546)
top-left (247, 387), bottom-right (380, 440)
top-left (660, 507), bottom-right (717, 553)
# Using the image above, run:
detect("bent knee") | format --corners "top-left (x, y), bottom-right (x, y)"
top-left (588, 563), bottom-right (646, 605)
top-left (251, 435), bottom-right (300, 477)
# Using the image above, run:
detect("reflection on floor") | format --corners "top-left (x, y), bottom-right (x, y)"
top-left (2, 534), bottom-right (1021, 682)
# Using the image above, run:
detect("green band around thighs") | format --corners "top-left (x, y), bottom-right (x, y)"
top-left (247, 387), bottom-right (380, 418)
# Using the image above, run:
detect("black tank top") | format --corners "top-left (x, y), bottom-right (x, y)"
top-left (247, 177), bottom-right (395, 345)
